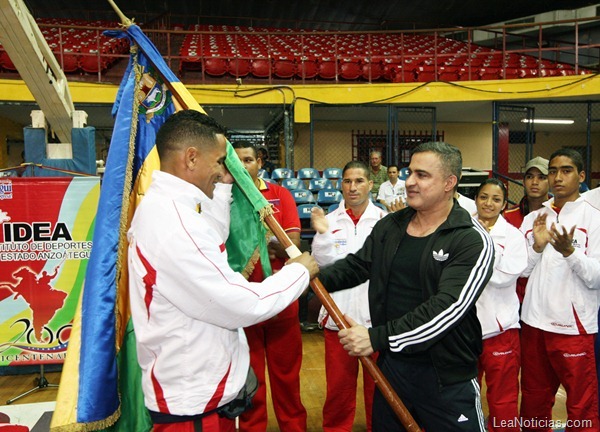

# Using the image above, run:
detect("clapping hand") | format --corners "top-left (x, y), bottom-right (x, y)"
top-left (532, 213), bottom-right (551, 253)
top-left (532, 213), bottom-right (576, 257)
top-left (311, 206), bottom-right (329, 234)
top-left (388, 198), bottom-right (406, 212)
top-left (548, 223), bottom-right (576, 257)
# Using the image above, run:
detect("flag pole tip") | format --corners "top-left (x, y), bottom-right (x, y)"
top-left (107, 0), bottom-right (134, 27)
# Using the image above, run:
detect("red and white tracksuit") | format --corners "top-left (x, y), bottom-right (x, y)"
top-left (519, 197), bottom-right (600, 431)
top-left (128, 171), bottom-right (309, 422)
top-left (475, 215), bottom-right (527, 432)
top-left (311, 200), bottom-right (386, 432)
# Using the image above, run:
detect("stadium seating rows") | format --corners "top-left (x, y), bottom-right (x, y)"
top-left (0, 18), bottom-right (129, 74)
top-left (264, 167), bottom-right (342, 212)
top-left (1, 19), bottom-right (587, 82)
top-left (177, 24), bottom-right (588, 81)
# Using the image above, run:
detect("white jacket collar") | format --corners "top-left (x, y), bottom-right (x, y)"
top-left (151, 170), bottom-right (210, 209)
top-left (542, 194), bottom-right (585, 212)
top-left (334, 199), bottom-right (383, 222)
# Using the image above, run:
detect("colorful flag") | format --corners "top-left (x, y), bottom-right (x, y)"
top-left (50, 24), bottom-right (271, 432)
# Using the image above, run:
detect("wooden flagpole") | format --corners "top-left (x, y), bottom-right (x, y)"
top-left (263, 216), bottom-right (421, 432)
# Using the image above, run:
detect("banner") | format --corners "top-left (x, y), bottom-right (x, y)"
top-left (0, 177), bottom-right (99, 366)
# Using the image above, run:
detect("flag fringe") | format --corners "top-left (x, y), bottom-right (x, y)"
top-left (50, 406), bottom-right (121, 432)
top-left (240, 247), bottom-right (261, 279)
top-left (258, 204), bottom-right (273, 221)
top-left (114, 47), bottom-right (141, 344)
top-left (240, 206), bottom-right (275, 278)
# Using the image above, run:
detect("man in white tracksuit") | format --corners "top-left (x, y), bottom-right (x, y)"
top-left (127, 110), bottom-right (319, 432)
top-left (311, 161), bottom-right (386, 432)
top-left (519, 148), bottom-right (600, 432)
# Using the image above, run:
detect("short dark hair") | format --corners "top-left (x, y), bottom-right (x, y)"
top-left (155, 110), bottom-right (227, 158)
top-left (232, 140), bottom-right (257, 158)
top-left (412, 141), bottom-right (462, 184)
top-left (549, 148), bottom-right (584, 173)
top-left (257, 147), bottom-right (269, 157)
top-left (387, 164), bottom-right (399, 172)
top-left (342, 160), bottom-right (370, 178)
top-left (476, 178), bottom-right (507, 202)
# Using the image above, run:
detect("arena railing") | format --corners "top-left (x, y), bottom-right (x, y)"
top-left (1, 15), bottom-right (598, 84)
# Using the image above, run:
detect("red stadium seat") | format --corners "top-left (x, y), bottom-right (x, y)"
top-left (79, 48), bottom-right (105, 73)
top-left (204, 57), bottom-right (228, 76)
top-left (518, 68), bottom-right (539, 78)
top-left (251, 58), bottom-right (271, 78)
top-left (273, 57), bottom-right (296, 78)
top-left (318, 59), bottom-right (337, 79)
top-left (559, 69), bottom-right (577, 76)
top-left (228, 58), bottom-right (251, 77)
top-left (180, 41), bottom-right (201, 65)
top-left (361, 61), bottom-right (384, 81)
top-left (444, 57), bottom-right (464, 67)
top-left (458, 67), bottom-right (478, 81)
top-left (384, 58), bottom-right (418, 82)
top-left (297, 57), bottom-right (318, 79)
top-left (539, 68), bottom-right (558, 77)
top-left (61, 53), bottom-right (80, 73)
top-left (521, 57), bottom-right (538, 68)
top-left (340, 59), bottom-right (361, 80)
top-left (479, 67), bottom-right (501, 80)
top-left (438, 66), bottom-right (460, 82)
top-left (484, 57), bottom-right (502, 68)
top-left (382, 61), bottom-right (399, 81)
top-left (415, 65), bottom-right (436, 82)
top-left (468, 57), bottom-right (484, 68)
top-left (503, 68), bottom-right (519, 79)
top-left (505, 55), bottom-right (520, 68)
top-left (392, 65), bottom-right (418, 82)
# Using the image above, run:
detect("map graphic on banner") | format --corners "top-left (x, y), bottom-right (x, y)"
top-left (0, 176), bottom-right (99, 366)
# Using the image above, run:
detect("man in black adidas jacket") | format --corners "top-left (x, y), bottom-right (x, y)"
top-left (318, 141), bottom-right (494, 431)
